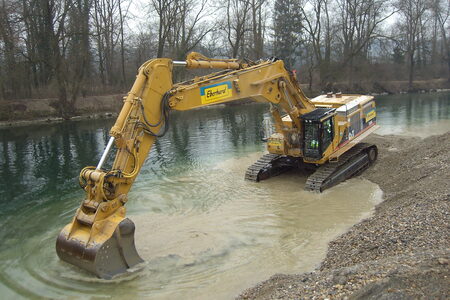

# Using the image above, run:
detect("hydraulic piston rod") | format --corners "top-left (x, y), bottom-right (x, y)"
top-left (96, 137), bottom-right (115, 170)
top-left (173, 52), bottom-right (242, 69)
top-left (173, 61), bottom-right (187, 67)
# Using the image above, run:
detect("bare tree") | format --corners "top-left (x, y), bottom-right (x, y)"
top-left (92, 0), bottom-right (129, 86)
top-left (300, 0), bottom-right (333, 86)
top-left (151, 0), bottom-right (179, 57)
top-left (50, 0), bottom-right (91, 118)
top-left (395, 0), bottom-right (429, 89)
top-left (335, 0), bottom-right (394, 84)
top-left (0, 0), bottom-right (21, 98)
top-left (430, 0), bottom-right (450, 81)
top-left (222, 0), bottom-right (252, 58)
top-left (167, 0), bottom-right (211, 60)
top-left (1, 0), bottom-right (450, 107)
top-left (250, 0), bottom-right (266, 59)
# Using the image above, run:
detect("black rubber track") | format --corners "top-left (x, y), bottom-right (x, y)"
top-left (305, 143), bottom-right (378, 192)
top-left (244, 153), bottom-right (280, 182)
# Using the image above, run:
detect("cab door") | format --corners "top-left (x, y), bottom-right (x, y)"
top-left (303, 121), bottom-right (321, 159)
top-left (303, 117), bottom-right (333, 160)
top-left (321, 117), bottom-right (333, 153)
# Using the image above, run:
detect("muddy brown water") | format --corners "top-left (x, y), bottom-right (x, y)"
top-left (0, 92), bottom-right (448, 299)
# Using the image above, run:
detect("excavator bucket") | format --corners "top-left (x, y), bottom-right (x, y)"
top-left (56, 217), bottom-right (143, 279)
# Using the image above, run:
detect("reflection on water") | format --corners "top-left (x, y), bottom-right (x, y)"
top-left (0, 93), bottom-right (448, 299)
top-left (376, 92), bottom-right (450, 136)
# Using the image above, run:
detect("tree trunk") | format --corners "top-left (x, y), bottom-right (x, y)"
top-left (119, 2), bottom-right (126, 86)
top-left (408, 52), bottom-right (415, 90)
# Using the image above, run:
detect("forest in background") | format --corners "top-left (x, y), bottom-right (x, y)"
top-left (0, 0), bottom-right (449, 118)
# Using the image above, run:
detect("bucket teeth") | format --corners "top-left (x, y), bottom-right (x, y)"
top-left (56, 218), bottom-right (144, 279)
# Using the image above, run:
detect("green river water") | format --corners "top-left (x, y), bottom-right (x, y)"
top-left (0, 92), bottom-right (449, 299)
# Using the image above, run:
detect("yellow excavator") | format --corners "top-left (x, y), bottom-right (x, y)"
top-left (56, 52), bottom-right (379, 279)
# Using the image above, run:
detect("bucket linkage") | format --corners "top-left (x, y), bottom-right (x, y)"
top-left (56, 138), bottom-right (144, 279)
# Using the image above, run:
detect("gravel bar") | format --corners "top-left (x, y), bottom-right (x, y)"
top-left (238, 132), bottom-right (450, 299)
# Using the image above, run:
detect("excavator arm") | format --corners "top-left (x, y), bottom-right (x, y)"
top-left (56, 53), bottom-right (316, 279)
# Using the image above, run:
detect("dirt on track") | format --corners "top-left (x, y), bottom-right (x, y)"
top-left (238, 132), bottom-right (450, 299)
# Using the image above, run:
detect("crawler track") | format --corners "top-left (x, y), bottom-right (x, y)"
top-left (245, 153), bottom-right (281, 182)
top-left (245, 143), bottom-right (377, 192)
top-left (305, 143), bottom-right (378, 192)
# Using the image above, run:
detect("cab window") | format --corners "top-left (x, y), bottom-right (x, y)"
top-left (322, 118), bottom-right (333, 151)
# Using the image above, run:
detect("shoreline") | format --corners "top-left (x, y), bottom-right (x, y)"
top-left (0, 112), bottom-right (119, 129)
top-left (1, 85), bottom-right (449, 129)
top-left (238, 132), bottom-right (450, 299)
top-left (0, 93), bottom-right (123, 128)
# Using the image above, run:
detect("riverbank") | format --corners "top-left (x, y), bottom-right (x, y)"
top-left (1, 79), bottom-right (449, 128)
top-left (238, 132), bottom-right (450, 299)
top-left (0, 94), bottom-right (122, 127)
top-left (315, 78), bottom-right (450, 96)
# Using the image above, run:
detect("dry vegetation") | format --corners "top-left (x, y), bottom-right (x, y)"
top-left (0, 0), bottom-right (449, 118)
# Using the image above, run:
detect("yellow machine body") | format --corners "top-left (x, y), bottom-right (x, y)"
top-left (56, 53), bottom-right (378, 279)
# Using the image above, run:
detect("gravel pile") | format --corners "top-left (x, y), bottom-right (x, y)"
top-left (238, 132), bottom-right (450, 299)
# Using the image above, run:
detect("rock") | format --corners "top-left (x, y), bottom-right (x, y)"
top-left (333, 275), bottom-right (348, 285)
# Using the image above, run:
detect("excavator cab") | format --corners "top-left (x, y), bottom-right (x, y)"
top-left (301, 108), bottom-right (336, 160)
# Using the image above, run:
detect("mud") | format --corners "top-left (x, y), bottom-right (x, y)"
top-left (238, 132), bottom-right (450, 299)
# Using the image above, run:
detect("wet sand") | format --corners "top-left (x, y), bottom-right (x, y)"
top-left (238, 132), bottom-right (450, 299)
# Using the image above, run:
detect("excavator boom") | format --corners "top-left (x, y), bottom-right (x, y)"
top-left (56, 53), bottom-right (378, 278)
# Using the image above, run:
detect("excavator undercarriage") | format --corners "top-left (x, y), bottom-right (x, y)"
top-left (245, 143), bottom-right (378, 192)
